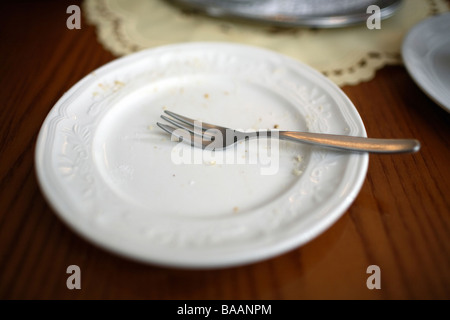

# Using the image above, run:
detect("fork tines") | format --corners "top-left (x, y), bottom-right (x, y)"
top-left (157, 110), bottom-right (224, 149)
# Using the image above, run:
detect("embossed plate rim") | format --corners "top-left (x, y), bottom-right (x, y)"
top-left (35, 42), bottom-right (369, 268)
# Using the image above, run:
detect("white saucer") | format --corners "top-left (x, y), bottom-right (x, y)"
top-left (402, 12), bottom-right (450, 113)
top-left (35, 42), bottom-right (368, 268)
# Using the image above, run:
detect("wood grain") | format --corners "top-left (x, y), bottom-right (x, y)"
top-left (0, 0), bottom-right (449, 300)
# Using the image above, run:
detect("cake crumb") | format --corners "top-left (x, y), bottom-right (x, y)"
top-left (292, 155), bottom-right (304, 176)
top-left (274, 124), bottom-right (279, 129)
top-left (233, 206), bottom-right (239, 213)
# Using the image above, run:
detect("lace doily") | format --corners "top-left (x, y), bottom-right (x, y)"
top-left (84, 0), bottom-right (450, 86)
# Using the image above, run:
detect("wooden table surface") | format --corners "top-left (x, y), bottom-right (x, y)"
top-left (1, 1), bottom-right (449, 300)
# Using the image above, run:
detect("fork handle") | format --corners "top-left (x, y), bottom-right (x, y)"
top-left (277, 131), bottom-right (421, 154)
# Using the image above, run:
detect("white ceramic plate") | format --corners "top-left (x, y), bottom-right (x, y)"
top-left (402, 12), bottom-right (450, 113)
top-left (35, 42), bottom-right (368, 268)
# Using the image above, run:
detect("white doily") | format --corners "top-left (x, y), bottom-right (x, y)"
top-left (84, 0), bottom-right (450, 86)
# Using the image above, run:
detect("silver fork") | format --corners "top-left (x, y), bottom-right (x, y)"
top-left (157, 110), bottom-right (421, 154)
